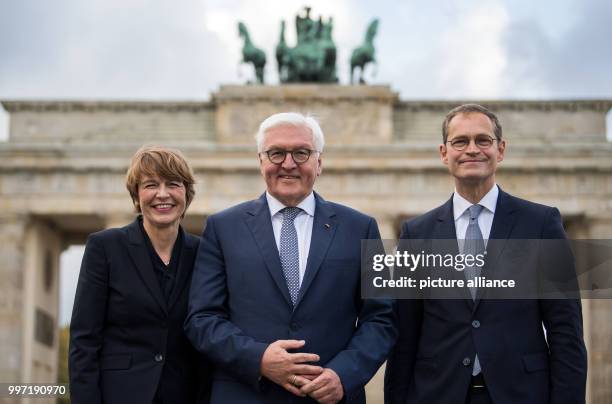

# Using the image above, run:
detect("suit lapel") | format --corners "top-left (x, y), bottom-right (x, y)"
top-left (167, 229), bottom-right (198, 312)
top-left (126, 219), bottom-right (168, 314)
top-left (295, 194), bottom-right (337, 308)
top-left (434, 198), bottom-right (458, 240)
top-left (245, 194), bottom-right (293, 308)
top-left (434, 197), bottom-right (473, 305)
top-left (473, 189), bottom-right (518, 310)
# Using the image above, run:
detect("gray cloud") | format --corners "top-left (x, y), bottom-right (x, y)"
top-left (0, 0), bottom-right (233, 99)
top-left (1, 0), bottom-right (610, 100)
top-left (501, 0), bottom-right (612, 98)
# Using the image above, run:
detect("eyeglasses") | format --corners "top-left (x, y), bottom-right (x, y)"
top-left (446, 135), bottom-right (498, 151)
top-left (261, 148), bottom-right (319, 165)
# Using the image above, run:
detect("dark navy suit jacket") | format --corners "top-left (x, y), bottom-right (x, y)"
top-left (185, 193), bottom-right (397, 403)
top-left (384, 189), bottom-right (587, 404)
top-left (69, 219), bottom-right (210, 404)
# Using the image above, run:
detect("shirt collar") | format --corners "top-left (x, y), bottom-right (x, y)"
top-left (266, 191), bottom-right (316, 218)
top-left (453, 184), bottom-right (499, 220)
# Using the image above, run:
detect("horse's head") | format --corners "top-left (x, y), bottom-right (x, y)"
top-left (323, 17), bottom-right (334, 36)
top-left (367, 19), bottom-right (379, 39)
top-left (238, 22), bottom-right (247, 38)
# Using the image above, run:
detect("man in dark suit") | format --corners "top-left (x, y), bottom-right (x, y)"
top-left (185, 112), bottom-right (397, 403)
top-left (384, 104), bottom-right (587, 404)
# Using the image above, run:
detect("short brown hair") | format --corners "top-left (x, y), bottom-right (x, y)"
top-left (125, 145), bottom-right (196, 213)
top-left (442, 104), bottom-right (502, 143)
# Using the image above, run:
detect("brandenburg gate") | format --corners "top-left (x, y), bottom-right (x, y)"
top-left (1, 85), bottom-right (611, 402)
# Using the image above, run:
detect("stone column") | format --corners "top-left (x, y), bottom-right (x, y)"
top-left (376, 214), bottom-right (400, 240)
top-left (20, 218), bottom-right (62, 384)
top-left (585, 216), bottom-right (612, 404)
top-left (0, 214), bottom-right (28, 385)
top-left (364, 214), bottom-right (399, 404)
top-left (105, 213), bottom-right (135, 229)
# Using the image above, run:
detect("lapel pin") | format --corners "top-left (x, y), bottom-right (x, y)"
top-left (324, 223), bottom-right (331, 229)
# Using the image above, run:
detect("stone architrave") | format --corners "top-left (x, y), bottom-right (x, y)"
top-left (1, 90), bottom-right (612, 402)
top-left (213, 85), bottom-right (397, 146)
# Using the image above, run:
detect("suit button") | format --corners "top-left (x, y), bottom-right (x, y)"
top-left (462, 357), bottom-right (471, 367)
top-left (154, 353), bottom-right (163, 362)
top-left (290, 322), bottom-right (299, 331)
top-left (472, 320), bottom-right (480, 328)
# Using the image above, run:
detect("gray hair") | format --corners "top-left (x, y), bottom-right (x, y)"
top-left (255, 112), bottom-right (325, 153)
top-left (442, 103), bottom-right (502, 143)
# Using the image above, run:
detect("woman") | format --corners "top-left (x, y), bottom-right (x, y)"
top-left (69, 146), bottom-right (209, 404)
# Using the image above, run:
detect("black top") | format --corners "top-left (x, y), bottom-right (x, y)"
top-left (69, 218), bottom-right (210, 404)
top-left (138, 216), bottom-right (183, 304)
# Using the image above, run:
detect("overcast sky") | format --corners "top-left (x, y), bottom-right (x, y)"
top-left (1, 0), bottom-right (611, 324)
top-left (2, 0), bottom-right (611, 101)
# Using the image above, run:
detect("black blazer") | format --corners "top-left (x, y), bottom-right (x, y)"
top-left (384, 189), bottom-right (587, 404)
top-left (69, 218), bottom-right (210, 404)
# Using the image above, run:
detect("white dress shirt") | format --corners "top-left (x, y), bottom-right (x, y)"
top-left (266, 192), bottom-right (315, 286)
top-left (453, 184), bottom-right (499, 252)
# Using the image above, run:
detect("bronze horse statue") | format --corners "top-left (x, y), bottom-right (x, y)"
top-left (238, 22), bottom-right (266, 84)
top-left (275, 7), bottom-right (338, 83)
top-left (350, 19), bottom-right (379, 84)
top-left (276, 20), bottom-right (290, 82)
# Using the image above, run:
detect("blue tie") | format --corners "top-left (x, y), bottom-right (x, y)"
top-left (464, 204), bottom-right (485, 299)
top-left (280, 207), bottom-right (301, 305)
top-left (464, 204), bottom-right (485, 375)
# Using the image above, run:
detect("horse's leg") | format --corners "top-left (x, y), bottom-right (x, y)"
top-left (256, 66), bottom-right (264, 84)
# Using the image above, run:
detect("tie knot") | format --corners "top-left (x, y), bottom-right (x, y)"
top-left (282, 207), bottom-right (302, 222)
top-left (468, 204), bottom-right (484, 220)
